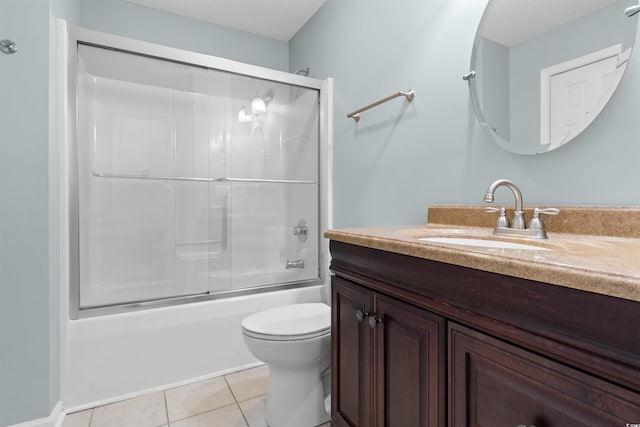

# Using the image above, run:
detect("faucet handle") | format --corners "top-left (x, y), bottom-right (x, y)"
top-left (484, 206), bottom-right (509, 228)
top-left (534, 207), bottom-right (560, 216)
top-left (528, 207), bottom-right (560, 230)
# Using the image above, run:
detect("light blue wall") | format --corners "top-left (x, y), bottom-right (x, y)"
top-left (290, 0), bottom-right (640, 227)
top-left (80, 0), bottom-right (289, 71)
top-left (0, 1), bottom-right (81, 424)
top-left (0, 0), bottom-right (64, 424)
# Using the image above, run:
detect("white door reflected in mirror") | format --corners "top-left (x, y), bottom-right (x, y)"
top-left (542, 45), bottom-right (629, 150)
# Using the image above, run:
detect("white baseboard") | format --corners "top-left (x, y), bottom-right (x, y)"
top-left (7, 401), bottom-right (65, 427)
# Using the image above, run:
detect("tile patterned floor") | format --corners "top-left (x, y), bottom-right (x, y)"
top-left (62, 365), bottom-right (331, 427)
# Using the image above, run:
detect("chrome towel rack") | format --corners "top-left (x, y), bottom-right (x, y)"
top-left (347, 89), bottom-right (415, 122)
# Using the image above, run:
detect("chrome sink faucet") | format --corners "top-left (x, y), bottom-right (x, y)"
top-left (483, 179), bottom-right (559, 239)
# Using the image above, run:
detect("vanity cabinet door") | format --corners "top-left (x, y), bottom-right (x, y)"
top-left (331, 276), bottom-right (446, 427)
top-left (374, 294), bottom-right (445, 427)
top-left (332, 276), bottom-right (374, 427)
top-left (449, 323), bottom-right (640, 427)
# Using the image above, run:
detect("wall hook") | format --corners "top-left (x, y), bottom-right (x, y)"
top-left (0, 39), bottom-right (18, 54)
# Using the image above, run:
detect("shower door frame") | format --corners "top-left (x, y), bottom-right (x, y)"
top-left (64, 25), bottom-right (333, 319)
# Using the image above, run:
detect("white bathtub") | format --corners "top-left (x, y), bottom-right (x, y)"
top-left (62, 284), bottom-right (327, 411)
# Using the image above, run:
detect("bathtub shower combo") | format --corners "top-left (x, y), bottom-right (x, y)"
top-left (61, 25), bottom-right (331, 409)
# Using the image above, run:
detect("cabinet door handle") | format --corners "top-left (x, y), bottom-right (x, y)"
top-left (356, 310), bottom-right (368, 322)
top-left (368, 315), bottom-right (383, 328)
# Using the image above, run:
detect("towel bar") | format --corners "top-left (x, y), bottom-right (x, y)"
top-left (347, 89), bottom-right (415, 122)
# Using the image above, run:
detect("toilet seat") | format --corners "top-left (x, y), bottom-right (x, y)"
top-left (241, 303), bottom-right (330, 341)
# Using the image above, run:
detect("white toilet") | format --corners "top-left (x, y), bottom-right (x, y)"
top-left (241, 303), bottom-right (331, 427)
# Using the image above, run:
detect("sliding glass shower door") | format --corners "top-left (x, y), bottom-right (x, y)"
top-left (75, 44), bottom-right (320, 311)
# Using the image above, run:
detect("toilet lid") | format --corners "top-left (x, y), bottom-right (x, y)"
top-left (241, 303), bottom-right (330, 341)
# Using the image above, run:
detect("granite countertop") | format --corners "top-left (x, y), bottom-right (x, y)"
top-left (324, 206), bottom-right (640, 303)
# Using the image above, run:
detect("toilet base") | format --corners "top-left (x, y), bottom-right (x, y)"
top-left (266, 364), bottom-right (330, 427)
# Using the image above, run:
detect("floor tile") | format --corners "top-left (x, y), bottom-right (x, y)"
top-left (169, 404), bottom-right (248, 427)
top-left (165, 376), bottom-right (236, 422)
top-left (62, 409), bottom-right (92, 427)
top-left (225, 365), bottom-right (269, 402)
top-left (237, 394), bottom-right (267, 427)
top-left (91, 391), bottom-right (167, 427)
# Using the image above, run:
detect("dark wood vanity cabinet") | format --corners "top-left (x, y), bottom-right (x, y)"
top-left (449, 323), bottom-right (640, 427)
top-left (331, 276), bottom-right (446, 427)
top-left (329, 240), bottom-right (640, 427)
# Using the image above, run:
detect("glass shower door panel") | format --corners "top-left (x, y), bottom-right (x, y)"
top-left (281, 87), bottom-right (319, 182)
top-left (221, 73), bottom-right (320, 291)
top-left (280, 86), bottom-right (320, 285)
top-left (77, 45), bottom-right (211, 308)
top-left (79, 180), bottom-right (212, 308)
top-left (282, 183), bottom-right (320, 283)
top-left (227, 182), bottom-right (287, 289)
top-left (224, 182), bottom-right (319, 290)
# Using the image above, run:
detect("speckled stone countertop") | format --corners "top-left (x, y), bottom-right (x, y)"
top-left (324, 206), bottom-right (640, 303)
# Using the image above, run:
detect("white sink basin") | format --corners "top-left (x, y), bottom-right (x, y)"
top-left (418, 237), bottom-right (549, 251)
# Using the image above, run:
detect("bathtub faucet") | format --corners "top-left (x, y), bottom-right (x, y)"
top-left (286, 259), bottom-right (305, 269)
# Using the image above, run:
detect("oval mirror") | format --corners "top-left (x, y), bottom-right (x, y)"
top-left (468, 0), bottom-right (639, 154)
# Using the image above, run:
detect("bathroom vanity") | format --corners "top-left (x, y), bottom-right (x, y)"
top-left (326, 206), bottom-right (640, 427)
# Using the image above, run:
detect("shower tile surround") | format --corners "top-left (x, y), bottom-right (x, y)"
top-left (61, 365), bottom-right (331, 427)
